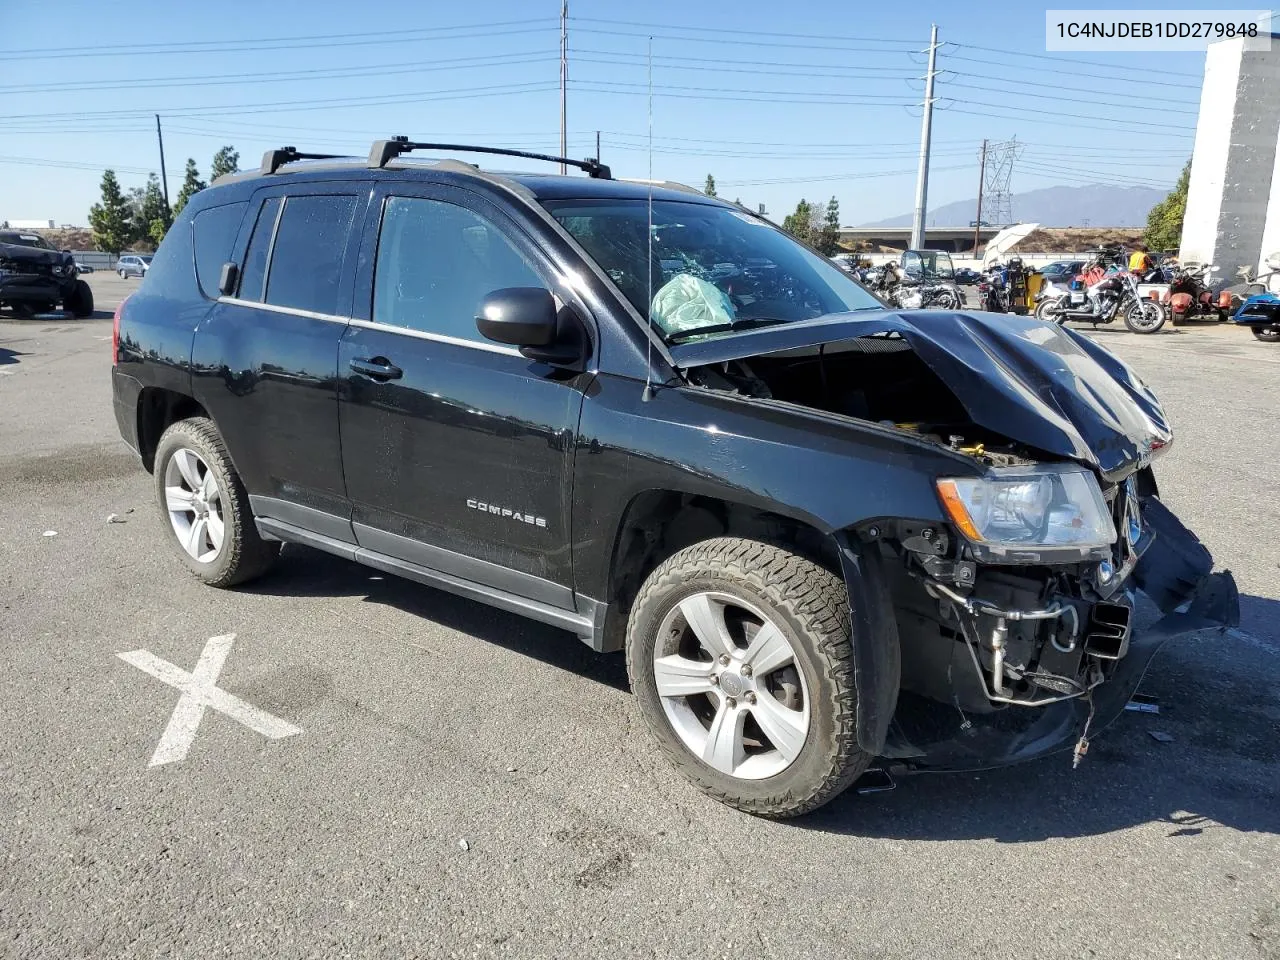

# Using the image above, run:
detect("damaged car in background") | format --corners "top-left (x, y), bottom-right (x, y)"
top-left (113, 149), bottom-right (1237, 819)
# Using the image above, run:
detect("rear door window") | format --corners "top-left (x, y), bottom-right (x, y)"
top-left (237, 197), bottom-right (282, 302)
top-left (193, 201), bottom-right (247, 299)
top-left (263, 195), bottom-right (358, 316)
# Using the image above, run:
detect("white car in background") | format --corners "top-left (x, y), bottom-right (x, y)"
top-left (117, 254), bottom-right (152, 278)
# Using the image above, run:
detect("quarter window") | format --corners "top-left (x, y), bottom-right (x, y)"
top-left (263, 194), bottom-right (357, 315)
top-left (372, 196), bottom-right (544, 342)
top-left (193, 202), bottom-right (247, 299)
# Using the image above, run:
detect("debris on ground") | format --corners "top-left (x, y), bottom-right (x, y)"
top-left (458, 838), bottom-right (470, 851)
top-left (1125, 693), bottom-right (1161, 714)
top-left (106, 514), bottom-right (127, 524)
top-left (41, 530), bottom-right (57, 538)
top-left (1148, 730), bottom-right (1176, 743)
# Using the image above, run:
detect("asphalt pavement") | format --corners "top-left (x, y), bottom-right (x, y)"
top-left (1, 274), bottom-right (1277, 960)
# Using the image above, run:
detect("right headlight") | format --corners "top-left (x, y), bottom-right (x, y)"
top-left (936, 465), bottom-right (1116, 557)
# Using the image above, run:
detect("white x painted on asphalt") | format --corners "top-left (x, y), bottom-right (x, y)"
top-left (117, 633), bottom-right (302, 767)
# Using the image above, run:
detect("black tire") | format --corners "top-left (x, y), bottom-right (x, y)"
top-left (1253, 326), bottom-right (1280, 343)
top-left (152, 417), bottom-right (279, 587)
top-left (1034, 297), bottom-right (1065, 323)
top-left (118, 268), bottom-right (126, 278)
top-left (65, 279), bottom-right (93, 318)
top-left (626, 537), bottom-right (870, 818)
top-left (1124, 298), bottom-right (1166, 333)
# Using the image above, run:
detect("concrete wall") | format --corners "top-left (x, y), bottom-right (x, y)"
top-left (1181, 36), bottom-right (1280, 286)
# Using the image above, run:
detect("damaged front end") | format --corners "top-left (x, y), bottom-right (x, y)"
top-left (673, 309), bottom-right (1239, 770)
top-left (861, 485), bottom-right (1238, 771)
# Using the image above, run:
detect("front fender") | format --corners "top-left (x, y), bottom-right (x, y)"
top-left (835, 532), bottom-right (901, 755)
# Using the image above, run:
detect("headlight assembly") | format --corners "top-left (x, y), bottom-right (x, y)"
top-left (936, 466), bottom-right (1116, 558)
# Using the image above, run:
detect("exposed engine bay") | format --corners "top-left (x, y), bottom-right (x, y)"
top-left (685, 334), bottom-right (1039, 467)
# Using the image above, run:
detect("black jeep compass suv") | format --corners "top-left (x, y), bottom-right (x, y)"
top-left (111, 138), bottom-right (1237, 817)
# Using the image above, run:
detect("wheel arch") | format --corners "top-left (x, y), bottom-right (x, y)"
top-left (136, 387), bottom-right (209, 473)
top-left (602, 487), bottom-right (901, 755)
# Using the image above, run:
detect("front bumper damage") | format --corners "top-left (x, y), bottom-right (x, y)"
top-left (840, 495), bottom-right (1239, 772)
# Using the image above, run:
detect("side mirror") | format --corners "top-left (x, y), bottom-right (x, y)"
top-left (476, 287), bottom-right (557, 346)
top-left (218, 262), bottom-right (238, 297)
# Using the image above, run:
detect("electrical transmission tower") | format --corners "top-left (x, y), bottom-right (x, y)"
top-left (983, 138), bottom-right (1022, 226)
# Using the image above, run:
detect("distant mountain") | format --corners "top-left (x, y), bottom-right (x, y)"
top-left (860, 183), bottom-right (1167, 228)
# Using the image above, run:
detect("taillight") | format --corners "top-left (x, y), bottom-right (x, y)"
top-left (112, 296), bottom-right (128, 366)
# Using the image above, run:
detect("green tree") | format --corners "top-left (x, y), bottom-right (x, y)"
top-left (210, 146), bottom-right (240, 182)
top-left (781, 199), bottom-right (814, 244)
top-left (88, 169), bottom-right (134, 255)
top-left (172, 159), bottom-right (206, 217)
top-left (131, 173), bottom-right (171, 248)
top-left (1143, 160), bottom-right (1190, 252)
top-left (703, 173), bottom-right (716, 197)
top-left (816, 196), bottom-right (841, 255)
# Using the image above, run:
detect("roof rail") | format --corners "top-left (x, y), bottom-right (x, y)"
top-left (368, 136), bottom-right (611, 179)
top-left (260, 147), bottom-right (346, 175)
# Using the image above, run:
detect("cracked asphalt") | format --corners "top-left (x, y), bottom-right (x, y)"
top-left (1, 274), bottom-right (1277, 959)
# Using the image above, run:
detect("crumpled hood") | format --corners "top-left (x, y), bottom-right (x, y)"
top-left (0, 242), bottom-right (67, 267)
top-left (669, 309), bottom-right (1171, 479)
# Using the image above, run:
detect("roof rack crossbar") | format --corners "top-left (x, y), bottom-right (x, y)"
top-left (260, 147), bottom-right (345, 175)
top-left (368, 136), bottom-right (611, 179)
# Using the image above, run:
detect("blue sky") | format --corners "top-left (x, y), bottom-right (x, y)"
top-left (0, 0), bottom-right (1221, 227)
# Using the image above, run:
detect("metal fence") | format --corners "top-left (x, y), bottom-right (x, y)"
top-left (71, 251), bottom-right (118, 270)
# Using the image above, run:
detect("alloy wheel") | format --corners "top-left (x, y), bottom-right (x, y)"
top-left (163, 447), bottom-right (225, 563)
top-left (652, 591), bottom-right (810, 780)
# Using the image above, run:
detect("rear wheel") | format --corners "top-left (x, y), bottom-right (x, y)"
top-left (626, 537), bottom-right (870, 818)
top-left (153, 417), bottom-right (279, 587)
top-left (932, 288), bottom-right (961, 310)
top-left (1253, 325), bottom-right (1280, 343)
top-left (1124, 298), bottom-right (1166, 333)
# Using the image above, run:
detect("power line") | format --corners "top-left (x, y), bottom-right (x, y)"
top-left (574, 27), bottom-right (919, 55)
top-left (948, 41), bottom-right (1202, 79)
top-left (722, 163), bottom-right (971, 187)
top-left (0, 24), bottom-right (556, 62)
top-left (0, 50), bottom-right (557, 95)
top-left (940, 53), bottom-right (1201, 89)
top-left (0, 80), bottom-right (561, 123)
top-left (570, 16), bottom-right (920, 44)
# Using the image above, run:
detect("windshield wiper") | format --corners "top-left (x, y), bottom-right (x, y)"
top-left (665, 317), bottom-right (790, 344)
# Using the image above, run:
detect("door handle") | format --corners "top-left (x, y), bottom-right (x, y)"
top-left (349, 357), bottom-right (403, 381)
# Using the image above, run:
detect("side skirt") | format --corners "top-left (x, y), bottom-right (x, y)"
top-left (254, 516), bottom-right (603, 646)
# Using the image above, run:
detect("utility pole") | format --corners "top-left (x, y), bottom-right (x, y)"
top-left (972, 138), bottom-right (987, 255)
top-left (909, 23), bottom-right (939, 251)
top-left (559, 0), bottom-right (568, 173)
top-left (155, 114), bottom-right (171, 214)
top-left (596, 129), bottom-right (600, 162)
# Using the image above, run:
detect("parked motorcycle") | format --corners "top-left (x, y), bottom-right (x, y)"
top-left (894, 249), bottom-right (963, 310)
top-left (1233, 291), bottom-right (1280, 342)
top-left (977, 265), bottom-right (1010, 313)
top-left (1034, 260), bottom-right (1166, 333)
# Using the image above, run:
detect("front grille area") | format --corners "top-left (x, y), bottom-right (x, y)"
top-left (0, 258), bottom-right (54, 278)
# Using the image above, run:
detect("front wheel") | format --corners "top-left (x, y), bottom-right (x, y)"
top-left (1124, 298), bottom-right (1167, 333)
top-left (153, 417), bottom-right (279, 587)
top-left (626, 538), bottom-right (870, 818)
top-left (1253, 325), bottom-right (1280, 343)
top-left (65, 279), bottom-right (93, 318)
top-left (1034, 296), bottom-right (1066, 323)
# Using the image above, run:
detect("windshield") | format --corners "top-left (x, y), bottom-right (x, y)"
top-left (0, 232), bottom-right (54, 250)
top-left (543, 199), bottom-right (881, 341)
top-left (901, 250), bottom-right (954, 280)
